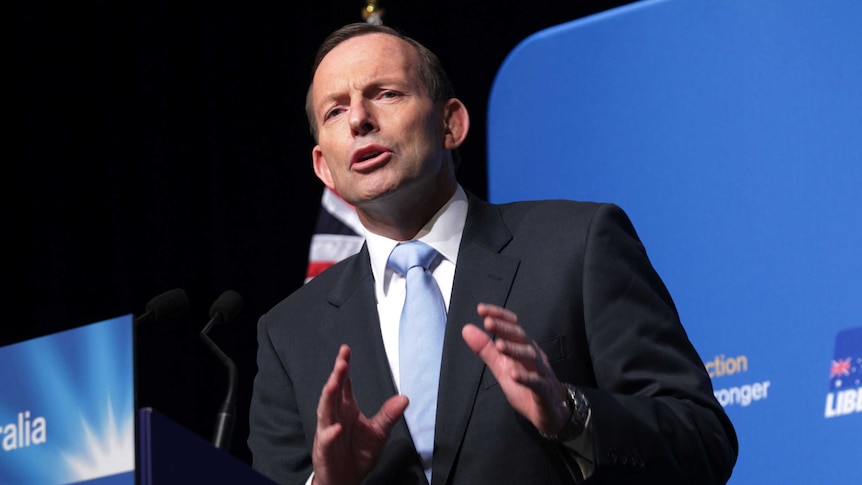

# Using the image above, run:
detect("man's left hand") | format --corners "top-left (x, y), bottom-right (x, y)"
top-left (462, 303), bottom-right (571, 436)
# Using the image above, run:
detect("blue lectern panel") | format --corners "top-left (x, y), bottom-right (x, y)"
top-left (0, 315), bottom-right (135, 484)
top-left (488, 0), bottom-right (861, 483)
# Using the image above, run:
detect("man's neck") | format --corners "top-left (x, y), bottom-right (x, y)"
top-left (358, 180), bottom-right (458, 241)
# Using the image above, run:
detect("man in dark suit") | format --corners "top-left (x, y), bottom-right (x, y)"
top-left (248, 23), bottom-right (737, 485)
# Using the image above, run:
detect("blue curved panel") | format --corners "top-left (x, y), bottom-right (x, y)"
top-left (488, 0), bottom-right (861, 482)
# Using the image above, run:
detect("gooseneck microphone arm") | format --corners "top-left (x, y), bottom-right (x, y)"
top-left (200, 290), bottom-right (243, 451)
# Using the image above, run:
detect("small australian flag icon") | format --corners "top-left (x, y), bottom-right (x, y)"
top-left (829, 326), bottom-right (862, 391)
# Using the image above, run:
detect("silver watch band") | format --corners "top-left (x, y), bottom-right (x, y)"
top-left (540, 383), bottom-right (589, 441)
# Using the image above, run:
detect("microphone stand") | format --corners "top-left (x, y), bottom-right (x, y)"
top-left (199, 291), bottom-right (242, 451)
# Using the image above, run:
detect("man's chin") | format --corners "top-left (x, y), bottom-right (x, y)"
top-left (353, 187), bottom-right (398, 207)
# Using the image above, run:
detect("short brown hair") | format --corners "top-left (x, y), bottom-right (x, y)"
top-left (305, 23), bottom-right (456, 142)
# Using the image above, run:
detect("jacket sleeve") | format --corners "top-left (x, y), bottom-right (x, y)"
top-left (577, 203), bottom-right (738, 483)
top-left (248, 313), bottom-right (313, 485)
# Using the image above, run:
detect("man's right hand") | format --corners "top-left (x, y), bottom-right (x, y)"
top-left (312, 344), bottom-right (409, 485)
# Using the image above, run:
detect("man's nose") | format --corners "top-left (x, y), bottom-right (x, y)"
top-left (348, 100), bottom-right (376, 136)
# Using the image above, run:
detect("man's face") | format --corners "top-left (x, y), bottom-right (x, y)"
top-left (310, 33), bottom-right (451, 210)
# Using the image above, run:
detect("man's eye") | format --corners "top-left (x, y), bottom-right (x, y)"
top-left (380, 91), bottom-right (400, 99)
top-left (324, 107), bottom-right (344, 120)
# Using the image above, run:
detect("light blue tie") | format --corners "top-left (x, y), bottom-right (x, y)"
top-left (388, 241), bottom-right (446, 484)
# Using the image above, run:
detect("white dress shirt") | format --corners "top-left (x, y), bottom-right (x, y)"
top-left (364, 186), bottom-right (468, 391)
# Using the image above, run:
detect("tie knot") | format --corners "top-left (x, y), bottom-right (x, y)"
top-left (387, 241), bottom-right (438, 276)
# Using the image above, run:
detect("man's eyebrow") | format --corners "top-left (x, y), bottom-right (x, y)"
top-left (316, 77), bottom-right (412, 108)
top-left (360, 80), bottom-right (397, 92)
top-left (315, 90), bottom-right (346, 113)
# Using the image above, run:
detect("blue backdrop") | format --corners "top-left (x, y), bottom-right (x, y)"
top-left (487, 0), bottom-right (861, 482)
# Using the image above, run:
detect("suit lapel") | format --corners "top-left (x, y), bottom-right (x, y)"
top-left (433, 196), bottom-right (520, 484)
top-left (322, 246), bottom-right (414, 446)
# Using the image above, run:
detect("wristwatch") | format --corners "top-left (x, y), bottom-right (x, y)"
top-left (540, 383), bottom-right (590, 441)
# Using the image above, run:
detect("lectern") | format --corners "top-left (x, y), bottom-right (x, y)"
top-left (0, 315), bottom-right (274, 484)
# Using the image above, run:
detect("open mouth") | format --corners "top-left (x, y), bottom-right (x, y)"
top-left (352, 145), bottom-right (389, 167)
top-left (359, 151), bottom-right (382, 162)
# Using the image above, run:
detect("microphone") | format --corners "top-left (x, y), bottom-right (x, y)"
top-left (200, 290), bottom-right (243, 451)
top-left (134, 288), bottom-right (189, 325)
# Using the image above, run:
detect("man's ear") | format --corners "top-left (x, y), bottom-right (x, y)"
top-left (312, 146), bottom-right (336, 191)
top-left (442, 98), bottom-right (470, 150)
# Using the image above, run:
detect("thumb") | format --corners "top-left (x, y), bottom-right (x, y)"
top-left (373, 395), bottom-right (409, 434)
top-left (462, 323), bottom-right (495, 358)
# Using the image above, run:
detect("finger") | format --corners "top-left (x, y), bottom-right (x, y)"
top-left (315, 422), bottom-right (343, 448)
top-left (318, 345), bottom-right (351, 426)
top-left (478, 304), bottom-right (528, 342)
top-left (485, 316), bottom-right (528, 343)
top-left (338, 345), bottom-right (355, 405)
top-left (500, 342), bottom-right (559, 395)
top-left (477, 303), bottom-right (519, 323)
top-left (495, 338), bottom-right (539, 364)
top-left (508, 364), bottom-right (548, 389)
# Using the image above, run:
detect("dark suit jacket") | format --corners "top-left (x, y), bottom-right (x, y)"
top-left (248, 196), bottom-right (738, 484)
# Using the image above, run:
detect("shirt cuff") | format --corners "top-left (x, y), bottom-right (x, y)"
top-left (559, 408), bottom-right (595, 479)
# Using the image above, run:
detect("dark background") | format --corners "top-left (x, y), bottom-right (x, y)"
top-left (7, 0), bottom-right (634, 465)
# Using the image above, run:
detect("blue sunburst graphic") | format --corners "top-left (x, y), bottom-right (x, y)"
top-left (0, 315), bottom-right (136, 484)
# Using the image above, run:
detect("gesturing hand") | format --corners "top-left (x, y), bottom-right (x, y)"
top-left (312, 345), bottom-right (409, 485)
top-left (461, 303), bottom-right (571, 436)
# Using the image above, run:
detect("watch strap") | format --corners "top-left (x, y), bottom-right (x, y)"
top-left (540, 383), bottom-right (590, 441)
